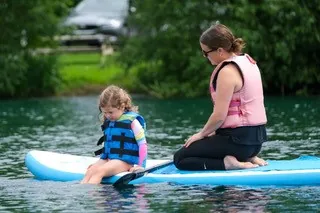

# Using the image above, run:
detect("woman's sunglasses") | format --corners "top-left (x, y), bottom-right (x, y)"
top-left (202, 49), bottom-right (217, 57)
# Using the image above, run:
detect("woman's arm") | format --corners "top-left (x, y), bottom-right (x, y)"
top-left (200, 65), bottom-right (239, 136)
top-left (185, 64), bottom-right (242, 147)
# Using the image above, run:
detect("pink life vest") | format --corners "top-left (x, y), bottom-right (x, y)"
top-left (209, 54), bottom-right (267, 128)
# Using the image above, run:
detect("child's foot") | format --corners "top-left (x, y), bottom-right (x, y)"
top-left (249, 156), bottom-right (268, 166)
top-left (224, 155), bottom-right (259, 170)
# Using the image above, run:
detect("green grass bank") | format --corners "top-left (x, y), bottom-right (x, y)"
top-left (57, 53), bottom-right (127, 96)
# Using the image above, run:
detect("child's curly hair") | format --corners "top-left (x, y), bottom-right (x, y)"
top-left (98, 85), bottom-right (138, 118)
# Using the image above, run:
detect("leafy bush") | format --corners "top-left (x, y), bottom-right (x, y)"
top-left (0, 0), bottom-right (71, 98)
top-left (120, 0), bottom-right (320, 97)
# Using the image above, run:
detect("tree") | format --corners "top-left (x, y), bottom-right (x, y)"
top-left (0, 0), bottom-right (72, 98)
top-left (120, 0), bottom-right (320, 97)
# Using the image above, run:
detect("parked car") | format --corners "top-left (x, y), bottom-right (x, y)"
top-left (60, 0), bottom-right (131, 46)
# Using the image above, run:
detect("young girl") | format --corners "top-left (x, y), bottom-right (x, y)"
top-left (81, 85), bottom-right (148, 184)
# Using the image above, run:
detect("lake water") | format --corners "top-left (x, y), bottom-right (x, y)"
top-left (1, 95), bottom-right (320, 212)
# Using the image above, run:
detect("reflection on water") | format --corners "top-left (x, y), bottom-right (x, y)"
top-left (0, 95), bottom-right (320, 212)
top-left (1, 178), bottom-right (320, 212)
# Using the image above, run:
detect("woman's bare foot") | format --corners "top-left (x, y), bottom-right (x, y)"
top-left (224, 155), bottom-right (259, 170)
top-left (248, 156), bottom-right (268, 166)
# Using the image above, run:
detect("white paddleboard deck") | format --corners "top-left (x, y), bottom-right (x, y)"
top-left (25, 150), bottom-right (320, 186)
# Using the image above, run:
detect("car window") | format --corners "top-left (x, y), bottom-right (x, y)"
top-left (75, 0), bottom-right (128, 14)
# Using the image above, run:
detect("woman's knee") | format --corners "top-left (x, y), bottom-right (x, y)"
top-left (173, 149), bottom-right (183, 169)
top-left (173, 158), bottom-right (184, 170)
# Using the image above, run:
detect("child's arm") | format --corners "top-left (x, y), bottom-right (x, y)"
top-left (138, 143), bottom-right (147, 168)
top-left (131, 119), bottom-right (148, 168)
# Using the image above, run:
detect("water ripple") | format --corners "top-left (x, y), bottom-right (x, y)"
top-left (0, 96), bottom-right (320, 212)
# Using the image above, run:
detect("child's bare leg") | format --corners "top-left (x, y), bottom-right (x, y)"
top-left (86, 159), bottom-right (132, 184)
top-left (248, 156), bottom-right (268, 166)
top-left (224, 155), bottom-right (259, 170)
top-left (81, 159), bottom-right (107, 184)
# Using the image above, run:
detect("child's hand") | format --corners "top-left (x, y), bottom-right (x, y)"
top-left (129, 166), bottom-right (144, 172)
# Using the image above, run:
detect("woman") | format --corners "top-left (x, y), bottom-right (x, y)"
top-left (174, 23), bottom-right (268, 171)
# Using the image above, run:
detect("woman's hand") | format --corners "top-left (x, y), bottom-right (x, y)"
top-left (184, 132), bottom-right (204, 148)
top-left (208, 131), bottom-right (216, 137)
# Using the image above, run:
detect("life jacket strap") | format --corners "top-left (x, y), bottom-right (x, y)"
top-left (110, 148), bottom-right (139, 157)
top-left (112, 135), bottom-right (136, 143)
top-left (94, 148), bottom-right (104, 156)
top-left (110, 133), bottom-right (137, 157)
top-left (94, 135), bottom-right (106, 156)
top-left (96, 135), bottom-right (105, 146)
top-left (101, 121), bottom-right (131, 131)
